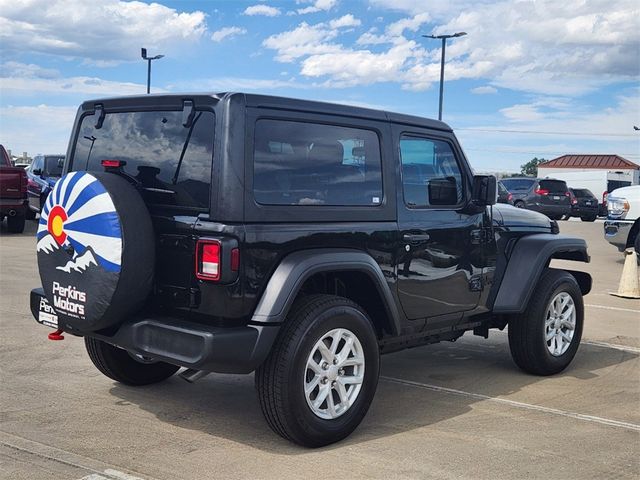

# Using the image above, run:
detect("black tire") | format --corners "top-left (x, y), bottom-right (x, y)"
top-left (85, 337), bottom-right (179, 386)
top-left (25, 208), bottom-right (36, 220)
top-left (7, 214), bottom-right (25, 233)
top-left (508, 269), bottom-right (583, 375)
top-left (581, 215), bottom-right (597, 222)
top-left (514, 201), bottom-right (525, 208)
top-left (255, 294), bottom-right (379, 447)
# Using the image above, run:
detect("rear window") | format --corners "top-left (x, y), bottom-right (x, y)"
top-left (501, 178), bottom-right (534, 191)
top-left (538, 180), bottom-right (568, 193)
top-left (44, 156), bottom-right (64, 177)
top-left (253, 119), bottom-right (382, 206)
top-left (572, 189), bottom-right (594, 198)
top-left (71, 110), bottom-right (215, 209)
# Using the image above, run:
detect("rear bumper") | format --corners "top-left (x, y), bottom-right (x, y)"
top-left (529, 203), bottom-right (571, 216)
top-left (0, 198), bottom-right (27, 216)
top-left (30, 288), bottom-right (279, 374)
top-left (604, 220), bottom-right (633, 251)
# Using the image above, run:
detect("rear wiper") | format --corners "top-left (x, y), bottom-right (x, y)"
top-left (172, 110), bottom-right (202, 185)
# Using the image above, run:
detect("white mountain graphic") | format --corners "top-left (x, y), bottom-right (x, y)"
top-left (36, 234), bottom-right (59, 254)
top-left (56, 249), bottom-right (98, 273)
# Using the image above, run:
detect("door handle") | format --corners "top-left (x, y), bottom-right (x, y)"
top-left (403, 233), bottom-right (430, 243)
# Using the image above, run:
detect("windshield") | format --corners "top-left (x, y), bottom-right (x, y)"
top-left (71, 110), bottom-right (215, 209)
top-left (502, 178), bottom-right (534, 191)
top-left (44, 156), bottom-right (64, 177)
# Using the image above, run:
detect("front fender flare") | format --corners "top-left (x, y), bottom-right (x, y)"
top-left (491, 234), bottom-right (590, 314)
top-left (250, 248), bottom-right (401, 335)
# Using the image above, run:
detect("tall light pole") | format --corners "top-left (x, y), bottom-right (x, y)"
top-left (422, 32), bottom-right (467, 121)
top-left (141, 48), bottom-right (164, 94)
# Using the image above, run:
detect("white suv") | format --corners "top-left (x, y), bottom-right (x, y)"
top-left (604, 185), bottom-right (640, 256)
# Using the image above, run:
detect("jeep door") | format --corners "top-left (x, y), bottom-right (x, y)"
top-left (394, 127), bottom-right (484, 325)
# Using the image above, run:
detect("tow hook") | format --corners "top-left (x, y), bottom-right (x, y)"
top-left (48, 329), bottom-right (65, 341)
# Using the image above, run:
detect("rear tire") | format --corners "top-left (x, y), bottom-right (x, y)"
top-left (85, 337), bottom-right (179, 386)
top-left (508, 269), bottom-right (583, 376)
top-left (255, 294), bottom-right (379, 447)
top-left (7, 214), bottom-right (25, 233)
top-left (581, 215), bottom-right (597, 222)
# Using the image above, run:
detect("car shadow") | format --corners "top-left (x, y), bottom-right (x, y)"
top-left (108, 333), bottom-right (637, 454)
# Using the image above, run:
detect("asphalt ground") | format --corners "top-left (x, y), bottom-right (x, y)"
top-left (1, 218), bottom-right (638, 480)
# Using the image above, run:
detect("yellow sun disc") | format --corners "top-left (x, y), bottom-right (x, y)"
top-left (52, 215), bottom-right (64, 237)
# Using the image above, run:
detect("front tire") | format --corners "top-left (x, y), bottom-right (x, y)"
top-left (85, 337), bottom-right (180, 386)
top-left (255, 294), bottom-right (379, 447)
top-left (508, 269), bottom-right (583, 376)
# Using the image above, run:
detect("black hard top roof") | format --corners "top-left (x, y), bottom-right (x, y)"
top-left (82, 92), bottom-right (452, 132)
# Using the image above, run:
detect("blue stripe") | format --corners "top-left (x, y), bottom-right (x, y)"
top-left (37, 230), bottom-right (47, 240)
top-left (61, 172), bottom-right (84, 208)
top-left (95, 254), bottom-right (120, 273)
top-left (43, 201), bottom-right (50, 215)
top-left (66, 180), bottom-right (105, 218)
top-left (64, 212), bottom-right (121, 239)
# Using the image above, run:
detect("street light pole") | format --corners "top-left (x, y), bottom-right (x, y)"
top-left (422, 32), bottom-right (467, 121)
top-left (141, 48), bottom-right (164, 94)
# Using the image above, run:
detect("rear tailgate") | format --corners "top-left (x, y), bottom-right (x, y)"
top-left (0, 167), bottom-right (26, 200)
top-left (538, 180), bottom-right (570, 207)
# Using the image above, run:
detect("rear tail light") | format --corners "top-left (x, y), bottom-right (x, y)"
top-left (195, 239), bottom-right (221, 281)
top-left (507, 193), bottom-right (513, 202)
top-left (230, 248), bottom-right (240, 272)
top-left (564, 191), bottom-right (570, 197)
top-left (603, 191), bottom-right (608, 205)
top-left (535, 188), bottom-right (549, 195)
top-left (20, 170), bottom-right (27, 194)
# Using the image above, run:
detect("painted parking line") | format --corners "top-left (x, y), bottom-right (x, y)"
top-left (582, 340), bottom-right (640, 354)
top-left (380, 376), bottom-right (640, 432)
top-left (80, 472), bottom-right (146, 480)
top-left (585, 303), bottom-right (640, 314)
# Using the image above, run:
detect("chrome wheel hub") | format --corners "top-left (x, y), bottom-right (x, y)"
top-left (304, 328), bottom-right (365, 420)
top-left (545, 292), bottom-right (576, 356)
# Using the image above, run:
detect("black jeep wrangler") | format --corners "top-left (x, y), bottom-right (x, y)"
top-left (30, 93), bottom-right (591, 447)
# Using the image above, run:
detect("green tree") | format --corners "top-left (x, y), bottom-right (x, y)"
top-left (520, 157), bottom-right (546, 176)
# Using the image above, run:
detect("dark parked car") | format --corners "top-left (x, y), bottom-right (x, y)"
top-left (497, 181), bottom-right (513, 204)
top-left (501, 177), bottom-right (572, 220)
top-left (30, 93), bottom-right (591, 447)
top-left (0, 144), bottom-right (28, 232)
top-left (568, 188), bottom-right (598, 222)
top-left (26, 154), bottom-right (64, 219)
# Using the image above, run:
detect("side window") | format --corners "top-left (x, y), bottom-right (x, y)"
top-left (400, 136), bottom-right (464, 208)
top-left (253, 119), bottom-right (383, 206)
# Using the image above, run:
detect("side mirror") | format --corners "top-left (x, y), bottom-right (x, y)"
top-left (32, 168), bottom-right (42, 176)
top-left (472, 175), bottom-right (497, 206)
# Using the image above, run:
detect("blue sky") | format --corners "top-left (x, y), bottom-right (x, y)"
top-left (1, 0), bottom-right (639, 171)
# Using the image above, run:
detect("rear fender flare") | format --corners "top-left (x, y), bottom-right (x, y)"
top-left (491, 234), bottom-right (591, 314)
top-left (251, 248), bottom-right (401, 335)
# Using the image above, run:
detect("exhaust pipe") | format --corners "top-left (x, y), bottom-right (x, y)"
top-left (179, 368), bottom-right (210, 383)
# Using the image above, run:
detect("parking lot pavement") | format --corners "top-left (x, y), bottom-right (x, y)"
top-left (1, 219), bottom-right (638, 480)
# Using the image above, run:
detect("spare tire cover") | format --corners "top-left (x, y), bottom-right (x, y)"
top-left (36, 171), bottom-right (154, 332)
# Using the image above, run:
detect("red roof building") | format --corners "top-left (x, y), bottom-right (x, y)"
top-left (539, 155), bottom-right (639, 170)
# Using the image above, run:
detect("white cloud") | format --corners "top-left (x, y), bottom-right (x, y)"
top-left (499, 104), bottom-right (545, 122)
top-left (0, 105), bottom-right (78, 155)
top-left (329, 14), bottom-right (361, 29)
top-left (0, 62), bottom-right (152, 96)
top-left (296, 0), bottom-right (338, 15)
top-left (268, 1), bottom-right (640, 96)
top-left (211, 26), bottom-right (247, 43)
top-left (263, 22), bottom-right (342, 62)
top-left (243, 4), bottom-right (281, 17)
top-left (471, 86), bottom-right (497, 94)
top-left (0, 0), bottom-right (206, 64)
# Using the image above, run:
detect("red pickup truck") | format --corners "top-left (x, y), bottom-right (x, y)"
top-left (0, 144), bottom-right (28, 233)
